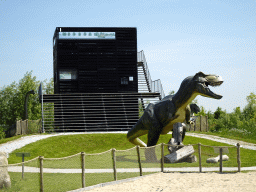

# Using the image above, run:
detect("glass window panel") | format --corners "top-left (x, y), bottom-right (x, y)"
top-left (59, 69), bottom-right (77, 80)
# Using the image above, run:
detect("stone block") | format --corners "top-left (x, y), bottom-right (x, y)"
top-left (206, 155), bottom-right (229, 163)
top-left (0, 152), bottom-right (11, 189)
top-left (164, 145), bottom-right (195, 163)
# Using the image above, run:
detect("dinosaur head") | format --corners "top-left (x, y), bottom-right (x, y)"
top-left (193, 72), bottom-right (223, 99)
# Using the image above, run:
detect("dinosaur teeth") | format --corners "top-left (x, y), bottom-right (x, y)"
top-left (209, 81), bottom-right (223, 87)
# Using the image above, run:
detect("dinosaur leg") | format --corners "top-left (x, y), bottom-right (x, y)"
top-left (182, 126), bottom-right (186, 142)
top-left (147, 128), bottom-right (162, 147)
top-left (127, 118), bottom-right (148, 147)
top-left (144, 128), bottom-right (161, 162)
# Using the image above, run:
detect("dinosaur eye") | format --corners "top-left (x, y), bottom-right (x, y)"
top-left (198, 77), bottom-right (204, 82)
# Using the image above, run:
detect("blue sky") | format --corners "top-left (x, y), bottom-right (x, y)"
top-left (0, 0), bottom-right (255, 113)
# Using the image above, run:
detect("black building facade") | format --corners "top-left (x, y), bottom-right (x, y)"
top-left (53, 27), bottom-right (138, 94)
top-left (50, 27), bottom-right (140, 132)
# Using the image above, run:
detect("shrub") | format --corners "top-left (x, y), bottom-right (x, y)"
top-left (0, 125), bottom-right (6, 139)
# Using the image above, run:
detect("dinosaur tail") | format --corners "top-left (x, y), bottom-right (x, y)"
top-left (127, 118), bottom-right (147, 147)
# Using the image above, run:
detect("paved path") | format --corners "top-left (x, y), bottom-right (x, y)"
top-left (7, 166), bottom-right (256, 173)
top-left (186, 132), bottom-right (256, 150)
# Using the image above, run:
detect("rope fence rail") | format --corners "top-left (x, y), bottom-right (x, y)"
top-left (4, 142), bottom-right (244, 191)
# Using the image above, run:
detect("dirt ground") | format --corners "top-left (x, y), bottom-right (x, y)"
top-left (85, 172), bottom-right (256, 192)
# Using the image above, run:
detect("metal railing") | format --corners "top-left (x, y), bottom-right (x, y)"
top-left (137, 50), bottom-right (165, 99)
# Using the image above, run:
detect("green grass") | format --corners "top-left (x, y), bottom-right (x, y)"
top-left (2, 172), bottom-right (155, 192)
top-left (3, 133), bottom-right (256, 191)
top-left (7, 134), bottom-right (256, 168)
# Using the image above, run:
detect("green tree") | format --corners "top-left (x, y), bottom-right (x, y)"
top-left (196, 106), bottom-right (206, 116)
top-left (234, 107), bottom-right (242, 117)
top-left (41, 78), bottom-right (54, 131)
top-left (42, 77), bottom-right (54, 94)
top-left (214, 107), bottom-right (224, 119)
top-left (246, 92), bottom-right (256, 105)
top-left (243, 92), bottom-right (256, 120)
top-left (0, 71), bottom-right (51, 127)
top-left (0, 82), bottom-right (18, 126)
top-left (16, 71), bottom-right (41, 121)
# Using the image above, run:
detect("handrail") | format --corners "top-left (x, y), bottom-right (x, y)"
top-left (137, 50), bottom-right (165, 99)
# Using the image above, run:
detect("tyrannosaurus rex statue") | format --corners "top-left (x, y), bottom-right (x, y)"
top-left (127, 71), bottom-right (223, 147)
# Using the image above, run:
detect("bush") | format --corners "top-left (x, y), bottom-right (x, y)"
top-left (0, 126), bottom-right (6, 139)
top-left (27, 119), bottom-right (42, 134)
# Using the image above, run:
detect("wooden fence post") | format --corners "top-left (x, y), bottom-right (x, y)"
top-left (198, 143), bottom-right (202, 172)
top-left (16, 120), bottom-right (21, 135)
top-left (136, 146), bottom-right (142, 176)
top-left (161, 143), bottom-right (164, 172)
top-left (112, 148), bottom-right (117, 181)
top-left (21, 120), bottom-right (24, 135)
top-left (219, 148), bottom-right (223, 173)
top-left (237, 143), bottom-right (241, 172)
top-left (39, 156), bottom-right (44, 192)
top-left (81, 152), bottom-right (85, 188)
top-left (22, 120), bottom-right (25, 135)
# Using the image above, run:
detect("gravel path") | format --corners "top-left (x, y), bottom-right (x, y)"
top-left (186, 132), bottom-right (256, 150)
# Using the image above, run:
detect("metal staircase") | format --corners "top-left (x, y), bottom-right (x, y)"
top-left (137, 50), bottom-right (165, 99)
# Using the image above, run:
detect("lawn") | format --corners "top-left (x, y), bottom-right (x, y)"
top-left (3, 133), bottom-right (256, 191)
top-left (7, 133), bottom-right (256, 168)
top-left (2, 172), bottom-right (155, 192)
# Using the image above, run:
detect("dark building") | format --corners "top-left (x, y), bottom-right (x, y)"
top-left (50, 27), bottom-right (141, 132)
top-left (39, 27), bottom-right (163, 132)
top-left (53, 27), bottom-right (138, 94)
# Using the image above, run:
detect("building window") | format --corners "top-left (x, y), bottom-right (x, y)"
top-left (121, 77), bottom-right (128, 85)
top-left (59, 69), bottom-right (77, 80)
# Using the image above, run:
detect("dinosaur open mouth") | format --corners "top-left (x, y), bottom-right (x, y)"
top-left (202, 80), bottom-right (223, 99)
top-left (205, 81), bottom-right (223, 87)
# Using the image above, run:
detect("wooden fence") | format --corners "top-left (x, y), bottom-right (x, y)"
top-left (8, 143), bottom-right (241, 192)
top-left (5, 119), bottom-right (42, 137)
top-left (187, 116), bottom-right (208, 132)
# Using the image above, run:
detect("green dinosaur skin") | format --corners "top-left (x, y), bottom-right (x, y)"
top-left (127, 72), bottom-right (223, 147)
